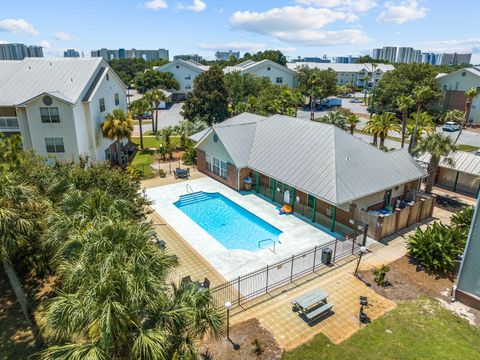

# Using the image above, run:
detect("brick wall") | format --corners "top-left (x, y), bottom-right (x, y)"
top-left (444, 91), bottom-right (466, 111)
top-left (196, 149), bottom-right (239, 189)
top-left (238, 167), bottom-right (252, 190)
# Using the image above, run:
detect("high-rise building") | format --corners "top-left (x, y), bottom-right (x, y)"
top-left (453, 53), bottom-right (472, 65)
top-left (372, 48), bottom-right (382, 60)
top-left (291, 55), bottom-right (331, 63)
top-left (215, 50), bottom-right (240, 61)
top-left (380, 47), bottom-right (397, 62)
top-left (396, 47), bottom-right (413, 63)
top-left (334, 56), bottom-right (359, 64)
top-left (411, 50), bottom-right (422, 63)
top-left (174, 54), bottom-right (203, 62)
top-left (64, 49), bottom-right (80, 58)
top-left (91, 48), bottom-right (169, 61)
top-left (0, 43), bottom-right (44, 60)
top-left (421, 52), bottom-right (438, 65)
top-left (438, 53), bottom-right (455, 66)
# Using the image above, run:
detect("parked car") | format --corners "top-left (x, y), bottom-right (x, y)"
top-left (475, 150), bottom-right (480, 156)
top-left (317, 98), bottom-right (342, 109)
top-left (442, 121), bottom-right (461, 132)
top-left (350, 99), bottom-right (363, 103)
top-left (338, 93), bottom-right (353, 98)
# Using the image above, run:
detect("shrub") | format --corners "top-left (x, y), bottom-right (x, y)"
top-left (373, 264), bottom-right (391, 286)
top-left (251, 338), bottom-right (264, 356)
top-left (182, 144), bottom-right (197, 165)
top-left (158, 168), bottom-right (166, 178)
top-left (451, 206), bottom-right (474, 239)
top-left (407, 222), bottom-right (466, 273)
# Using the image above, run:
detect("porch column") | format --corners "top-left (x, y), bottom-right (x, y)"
top-left (330, 206), bottom-right (337, 232)
top-left (255, 172), bottom-right (260, 193)
top-left (453, 171), bottom-right (460, 192)
top-left (312, 197), bottom-right (317, 222)
top-left (271, 179), bottom-right (276, 201)
top-left (291, 188), bottom-right (296, 210)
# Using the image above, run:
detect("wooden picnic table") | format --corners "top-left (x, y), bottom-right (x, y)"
top-left (293, 289), bottom-right (329, 313)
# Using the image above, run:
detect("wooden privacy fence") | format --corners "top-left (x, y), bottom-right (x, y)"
top-left (355, 194), bottom-right (435, 241)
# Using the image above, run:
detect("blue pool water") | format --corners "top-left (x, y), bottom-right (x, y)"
top-left (174, 192), bottom-right (282, 251)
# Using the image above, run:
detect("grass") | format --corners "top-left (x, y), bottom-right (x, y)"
top-left (131, 136), bottom-right (180, 149)
top-left (456, 144), bottom-right (479, 152)
top-left (283, 297), bottom-right (480, 360)
top-left (130, 150), bottom-right (158, 178)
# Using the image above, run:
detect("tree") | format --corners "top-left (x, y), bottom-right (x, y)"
top-left (144, 89), bottom-right (168, 133)
top-left (129, 98), bottom-right (150, 150)
top-left (134, 69), bottom-right (180, 94)
top-left (414, 132), bottom-right (457, 194)
top-left (109, 58), bottom-right (149, 85)
top-left (296, 66), bottom-right (337, 120)
top-left (224, 72), bottom-right (271, 107)
top-left (396, 95), bottom-right (415, 148)
top-left (346, 114), bottom-right (360, 135)
top-left (409, 85), bottom-right (438, 153)
top-left (374, 63), bottom-right (441, 113)
top-left (244, 50), bottom-right (287, 66)
top-left (406, 112), bottom-right (436, 144)
top-left (0, 133), bottom-right (23, 171)
top-left (455, 87), bottom-right (479, 143)
top-left (318, 112), bottom-right (347, 130)
top-left (101, 109), bottom-right (134, 166)
top-left (364, 113), bottom-right (401, 149)
top-left (182, 65), bottom-right (229, 125)
top-left (443, 109), bottom-right (464, 123)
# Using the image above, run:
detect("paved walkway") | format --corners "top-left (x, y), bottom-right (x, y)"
top-left (141, 166), bottom-right (205, 189)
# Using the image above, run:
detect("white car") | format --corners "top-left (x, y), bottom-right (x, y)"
top-left (442, 122), bottom-right (461, 132)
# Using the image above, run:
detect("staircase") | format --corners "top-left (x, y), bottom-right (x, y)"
top-left (177, 192), bottom-right (210, 206)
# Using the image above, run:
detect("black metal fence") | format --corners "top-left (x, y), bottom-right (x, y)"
top-left (210, 234), bottom-right (364, 311)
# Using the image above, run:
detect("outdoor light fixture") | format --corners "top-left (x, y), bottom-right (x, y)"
top-left (354, 246), bottom-right (367, 277)
top-left (224, 301), bottom-right (240, 350)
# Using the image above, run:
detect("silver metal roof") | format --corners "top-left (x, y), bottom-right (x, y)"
top-left (224, 59), bottom-right (296, 75)
top-left (286, 62), bottom-right (395, 73)
top-left (418, 151), bottom-right (480, 177)
top-left (0, 57), bottom-right (105, 106)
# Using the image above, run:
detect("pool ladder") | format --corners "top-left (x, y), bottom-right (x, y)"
top-left (258, 239), bottom-right (276, 254)
top-left (186, 184), bottom-right (194, 193)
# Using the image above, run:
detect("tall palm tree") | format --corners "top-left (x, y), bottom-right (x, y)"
top-left (129, 98), bottom-right (150, 150)
top-left (319, 111), bottom-right (347, 130)
top-left (455, 87), bottom-right (478, 143)
top-left (410, 85), bottom-right (436, 153)
top-left (145, 89), bottom-right (168, 134)
top-left (345, 114), bottom-right (360, 135)
top-left (414, 132), bottom-right (457, 194)
top-left (364, 112), bottom-right (400, 149)
top-left (407, 112), bottom-right (436, 153)
top-left (396, 95), bottom-right (415, 148)
top-left (101, 109), bottom-right (134, 167)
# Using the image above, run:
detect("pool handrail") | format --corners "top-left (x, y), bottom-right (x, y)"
top-left (258, 238), bottom-right (276, 253)
top-left (186, 184), bottom-right (194, 194)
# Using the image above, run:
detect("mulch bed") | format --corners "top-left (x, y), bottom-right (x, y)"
top-left (200, 318), bottom-right (282, 360)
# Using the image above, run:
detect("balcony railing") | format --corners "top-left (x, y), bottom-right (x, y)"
top-left (0, 117), bottom-right (19, 130)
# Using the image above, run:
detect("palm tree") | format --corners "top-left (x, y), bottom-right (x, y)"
top-left (129, 98), bottom-right (150, 150)
top-left (319, 111), bottom-right (347, 130)
top-left (455, 87), bottom-right (478, 143)
top-left (345, 114), bottom-right (360, 135)
top-left (101, 109), bottom-right (134, 167)
top-left (364, 113), bottom-right (400, 149)
top-left (407, 112), bottom-right (436, 153)
top-left (396, 95), bottom-right (415, 148)
top-left (410, 86), bottom-right (436, 153)
top-left (144, 89), bottom-right (168, 134)
top-left (414, 132), bottom-right (457, 194)
top-left (443, 109), bottom-right (464, 123)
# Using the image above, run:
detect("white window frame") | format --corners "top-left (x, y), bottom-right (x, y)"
top-left (45, 137), bottom-right (65, 153)
top-left (40, 107), bottom-right (60, 123)
top-left (205, 153), bottom-right (227, 179)
top-left (114, 93), bottom-right (119, 106)
top-left (99, 98), bottom-right (106, 112)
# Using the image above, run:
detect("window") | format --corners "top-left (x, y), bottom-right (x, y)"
top-left (45, 138), bottom-right (65, 153)
top-left (40, 107), bottom-right (60, 123)
top-left (185, 85), bottom-right (192, 90)
top-left (185, 74), bottom-right (191, 80)
top-left (205, 154), bottom-right (227, 179)
top-left (307, 194), bottom-right (315, 208)
top-left (276, 77), bottom-right (283, 84)
top-left (114, 93), bottom-right (119, 106)
top-left (443, 85), bottom-right (448, 90)
top-left (99, 98), bottom-right (105, 112)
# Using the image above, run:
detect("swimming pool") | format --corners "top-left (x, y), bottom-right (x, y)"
top-left (174, 192), bottom-right (282, 251)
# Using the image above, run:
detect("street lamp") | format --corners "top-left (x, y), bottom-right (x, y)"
top-left (224, 301), bottom-right (240, 350)
top-left (354, 246), bottom-right (367, 277)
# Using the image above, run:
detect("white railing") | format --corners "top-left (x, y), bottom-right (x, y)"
top-left (0, 117), bottom-right (19, 130)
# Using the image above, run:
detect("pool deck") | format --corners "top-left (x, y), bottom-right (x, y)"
top-left (145, 177), bottom-right (339, 280)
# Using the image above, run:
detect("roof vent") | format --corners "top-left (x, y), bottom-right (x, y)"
top-left (345, 156), bottom-right (350, 162)
top-left (50, 62), bottom-right (52, 66)
top-left (71, 78), bottom-right (73, 82)
top-left (28, 66), bottom-right (31, 70)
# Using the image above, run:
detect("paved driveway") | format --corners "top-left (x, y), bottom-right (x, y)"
top-left (134, 102), bottom-right (185, 135)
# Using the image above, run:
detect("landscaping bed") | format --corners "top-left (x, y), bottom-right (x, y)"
top-left (200, 318), bottom-right (282, 360)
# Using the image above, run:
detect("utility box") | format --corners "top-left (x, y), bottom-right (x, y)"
top-left (321, 248), bottom-right (333, 265)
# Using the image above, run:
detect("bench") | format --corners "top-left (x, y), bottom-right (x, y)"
top-left (305, 302), bottom-right (334, 322)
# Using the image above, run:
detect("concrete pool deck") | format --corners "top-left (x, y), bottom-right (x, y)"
top-left (146, 177), bottom-right (339, 280)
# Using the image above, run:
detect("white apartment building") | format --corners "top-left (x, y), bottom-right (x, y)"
top-left (286, 63), bottom-right (395, 88)
top-left (154, 59), bottom-right (296, 100)
top-left (0, 57), bottom-right (127, 163)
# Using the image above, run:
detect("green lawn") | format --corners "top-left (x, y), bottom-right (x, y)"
top-left (283, 298), bottom-right (480, 360)
top-left (130, 150), bottom-right (157, 178)
top-left (131, 136), bottom-right (180, 149)
top-left (457, 144), bottom-right (479, 152)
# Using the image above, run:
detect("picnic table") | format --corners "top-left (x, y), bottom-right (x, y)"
top-left (292, 289), bottom-right (334, 322)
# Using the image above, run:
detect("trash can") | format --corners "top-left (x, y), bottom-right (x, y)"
top-left (321, 248), bottom-right (333, 265)
top-left (244, 177), bottom-right (253, 191)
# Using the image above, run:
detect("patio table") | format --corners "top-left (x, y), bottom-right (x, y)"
top-left (292, 289), bottom-right (329, 312)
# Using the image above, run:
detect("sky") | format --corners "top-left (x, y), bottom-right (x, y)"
top-left (1, 0), bottom-right (480, 63)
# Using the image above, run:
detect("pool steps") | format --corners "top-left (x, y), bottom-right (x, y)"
top-left (177, 192), bottom-right (211, 206)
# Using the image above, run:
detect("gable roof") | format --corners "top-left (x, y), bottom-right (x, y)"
top-left (154, 59), bottom-right (210, 73)
top-left (194, 113), bottom-right (426, 205)
top-left (0, 57), bottom-right (107, 106)
top-left (436, 66), bottom-right (480, 81)
top-left (417, 151), bottom-right (480, 176)
top-left (224, 59), bottom-right (296, 75)
top-left (286, 62), bottom-right (395, 73)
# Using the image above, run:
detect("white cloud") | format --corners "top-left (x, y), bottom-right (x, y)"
top-left (0, 18), bottom-right (39, 35)
top-left (53, 31), bottom-right (74, 41)
top-left (197, 42), bottom-right (266, 52)
top-left (230, 6), bottom-right (370, 46)
top-left (177, 0), bottom-right (206, 12)
top-left (0, 40), bottom-right (9, 44)
top-left (422, 38), bottom-right (480, 54)
top-left (294, 0), bottom-right (377, 12)
top-left (377, 0), bottom-right (428, 24)
top-left (144, 0), bottom-right (168, 10)
top-left (38, 40), bottom-right (52, 49)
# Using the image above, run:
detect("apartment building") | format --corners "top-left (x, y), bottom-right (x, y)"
top-left (91, 48), bottom-right (169, 61)
top-left (215, 50), bottom-right (240, 61)
top-left (0, 43), bottom-right (43, 60)
top-left (64, 49), bottom-right (80, 58)
top-left (0, 58), bottom-right (127, 163)
top-left (174, 54), bottom-right (203, 62)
